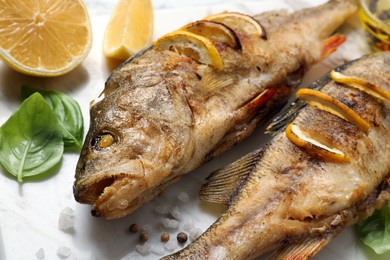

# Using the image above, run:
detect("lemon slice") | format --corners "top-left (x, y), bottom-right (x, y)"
top-left (286, 124), bottom-right (350, 163)
top-left (103, 0), bottom-right (154, 61)
top-left (179, 20), bottom-right (241, 49)
top-left (330, 70), bottom-right (390, 101)
top-left (296, 88), bottom-right (370, 133)
top-left (0, 0), bottom-right (92, 77)
top-left (204, 12), bottom-right (267, 39)
top-left (154, 31), bottom-right (223, 69)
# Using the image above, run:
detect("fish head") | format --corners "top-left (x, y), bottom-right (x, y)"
top-left (74, 69), bottom-right (194, 218)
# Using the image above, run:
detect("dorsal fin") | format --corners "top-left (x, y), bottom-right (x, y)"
top-left (265, 56), bottom-right (363, 136)
top-left (265, 100), bottom-right (305, 135)
top-left (200, 149), bottom-right (262, 205)
top-left (267, 228), bottom-right (341, 260)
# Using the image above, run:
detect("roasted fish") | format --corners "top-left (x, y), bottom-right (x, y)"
top-left (74, 0), bottom-right (357, 219)
top-left (164, 52), bottom-right (390, 259)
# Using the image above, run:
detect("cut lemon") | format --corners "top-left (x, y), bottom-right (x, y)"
top-left (0, 0), bottom-right (92, 77)
top-left (154, 30), bottom-right (223, 69)
top-left (103, 0), bottom-right (154, 61)
top-left (204, 12), bottom-right (267, 39)
top-left (330, 70), bottom-right (390, 101)
top-left (296, 88), bottom-right (370, 133)
top-left (286, 123), bottom-right (350, 163)
top-left (179, 20), bottom-right (241, 49)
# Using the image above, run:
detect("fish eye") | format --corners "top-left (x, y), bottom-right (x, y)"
top-left (91, 131), bottom-right (117, 151)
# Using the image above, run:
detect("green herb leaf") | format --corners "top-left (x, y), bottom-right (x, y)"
top-left (21, 85), bottom-right (84, 149)
top-left (0, 93), bottom-right (64, 182)
top-left (358, 204), bottom-right (390, 254)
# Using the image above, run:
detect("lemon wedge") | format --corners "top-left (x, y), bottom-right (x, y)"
top-left (330, 70), bottom-right (390, 101)
top-left (154, 31), bottom-right (223, 69)
top-left (204, 12), bottom-right (266, 39)
top-left (296, 88), bottom-right (370, 133)
top-left (179, 20), bottom-right (241, 49)
top-left (0, 0), bottom-right (92, 77)
top-left (103, 0), bottom-right (153, 61)
top-left (286, 124), bottom-right (350, 163)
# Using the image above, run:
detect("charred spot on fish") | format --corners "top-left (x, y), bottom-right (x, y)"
top-left (286, 65), bottom-right (305, 87)
top-left (256, 66), bottom-right (261, 72)
top-left (195, 72), bottom-right (202, 80)
top-left (280, 166), bottom-right (303, 175)
top-left (340, 98), bottom-right (357, 108)
top-left (91, 130), bottom-right (119, 151)
top-left (91, 209), bottom-right (101, 217)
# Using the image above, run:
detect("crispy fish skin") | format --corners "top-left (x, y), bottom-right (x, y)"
top-left (74, 0), bottom-right (357, 219)
top-left (165, 52), bottom-right (390, 259)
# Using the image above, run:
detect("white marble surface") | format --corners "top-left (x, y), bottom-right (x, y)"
top-left (0, 0), bottom-right (389, 259)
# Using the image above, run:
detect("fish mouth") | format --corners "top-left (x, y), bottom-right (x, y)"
top-left (74, 160), bottom-right (149, 219)
top-left (74, 160), bottom-right (181, 219)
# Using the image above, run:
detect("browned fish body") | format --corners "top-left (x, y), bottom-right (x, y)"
top-left (74, 0), bottom-right (357, 219)
top-left (164, 52), bottom-right (390, 259)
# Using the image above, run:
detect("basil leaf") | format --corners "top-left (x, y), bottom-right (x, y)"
top-left (0, 93), bottom-right (64, 182)
top-left (358, 204), bottom-right (390, 254)
top-left (21, 85), bottom-right (84, 149)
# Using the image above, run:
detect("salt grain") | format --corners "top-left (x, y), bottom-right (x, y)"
top-left (142, 224), bottom-right (153, 234)
top-left (136, 242), bottom-right (151, 256)
top-left (161, 218), bottom-right (179, 229)
top-left (62, 207), bottom-right (74, 215)
top-left (35, 248), bottom-right (44, 259)
top-left (57, 246), bottom-right (71, 258)
top-left (177, 192), bottom-right (190, 203)
top-left (58, 207), bottom-right (75, 230)
top-left (151, 244), bottom-right (165, 255)
top-left (170, 206), bottom-right (181, 220)
top-left (154, 204), bottom-right (170, 214)
top-left (183, 219), bottom-right (194, 231)
top-left (164, 240), bottom-right (178, 252)
top-left (189, 227), bottom-right (202, 240)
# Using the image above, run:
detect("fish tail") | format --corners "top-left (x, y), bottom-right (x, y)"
top-left (292, 0), bottom-right (357, 41)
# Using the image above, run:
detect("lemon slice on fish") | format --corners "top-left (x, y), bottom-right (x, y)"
top-left (0, 0), bottom-right (92, 77)
top-left (103, 0), bottom-right (154, 60)
top-left (330, 70), bottom-right (390, 101)
top-left (296, 88), bottom-right (370, 133)
top-left (154, 31), bottom-right (223, 69)
top-left (204, 12), bottom-right (267, 39)
top-left (286, 123), bottom-right (350, 163)
top-left (179, 20), bottom-right (241, 49)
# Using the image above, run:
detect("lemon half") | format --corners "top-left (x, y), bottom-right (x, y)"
top-left (0, 0), bottom-right (92, 77)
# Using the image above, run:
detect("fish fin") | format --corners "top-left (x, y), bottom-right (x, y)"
top-left (265, 55), bottom-right (365, 136)
top-left (201, 73), bottom-right (235, 96)
top-left (265, 100), bottom-right (305, 135)
top-left (267, 230), bottom-right (340, 260)
top-left (207, 88), bottom-right (284, 160)
top-left (200, 149), bottom-right (262, 205)
top-left (321, 34), bottom-right (346, 60)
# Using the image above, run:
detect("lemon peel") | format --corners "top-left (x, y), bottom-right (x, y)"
top-left (204, 12), bottom-right (267, 39)
top-left (286, 124), bottom-right (350, 163)
top-left (296, 88), bottom-right (370, 133)
top-left (154, 30), bottom-right (223, 69)
top-left (331, 70), bottom-right (390, 101)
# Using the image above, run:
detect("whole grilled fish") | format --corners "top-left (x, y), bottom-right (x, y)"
top-left (74, 0), bottom-right (357, 219)
top-left (164, 52), bottom-right (390, 259)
